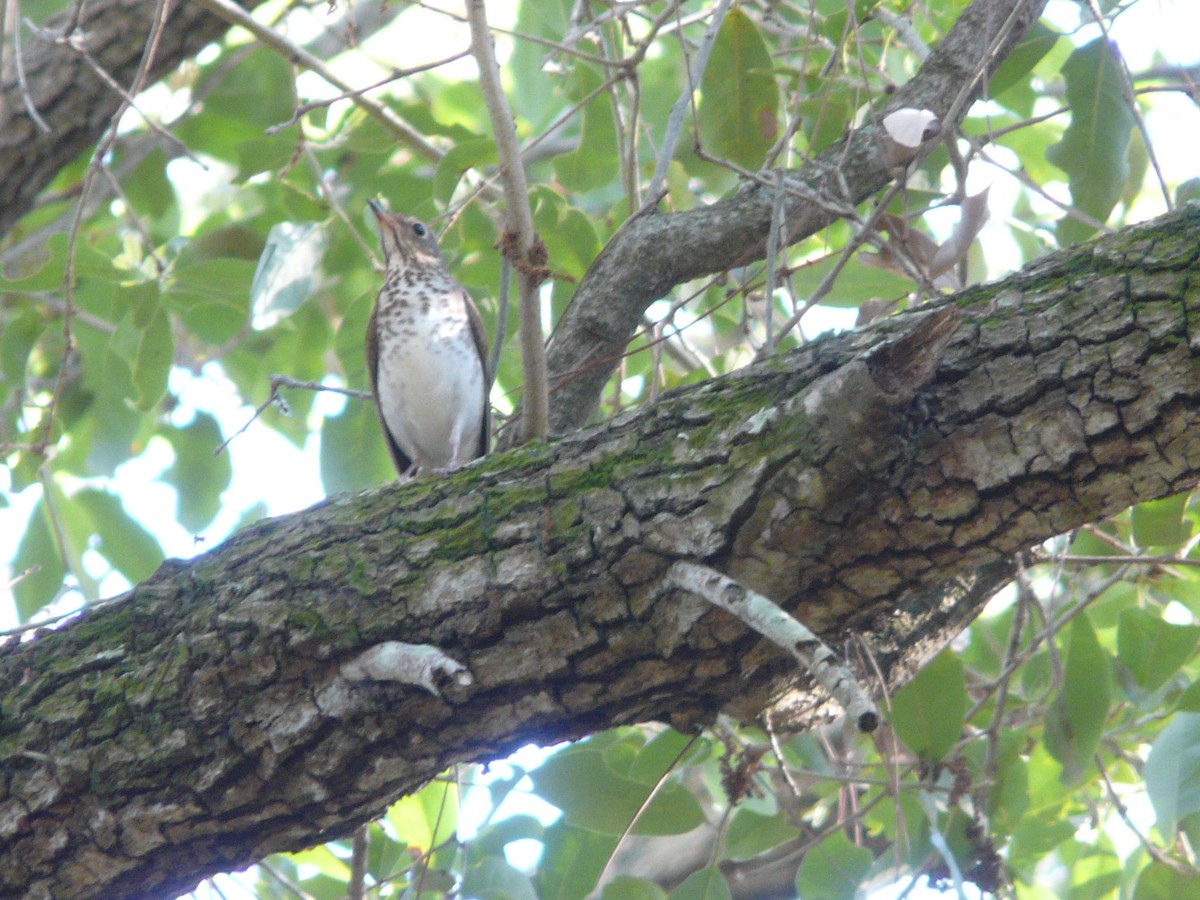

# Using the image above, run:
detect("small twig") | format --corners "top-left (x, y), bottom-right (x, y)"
top-left (43, 28), bottom-right (200, 163)
top-left (35, 0), bottom-right (172, 458)
top-left (1082, 0), bottom-right (1172, 210)
top-left (1096, 755), bottom-right (1195, 873)
top-left (347, 825), bottom-right (369, 900)
top-left (258, 860), bottom-right (314, 899)
top-left (189, 0), bottom-right (445, 166)
top-left (466, 0), bottom-right (549, 443)
top-left (872, 7), bottom-right (930, 62)
top-left (215, 376), bottom-right (372, 457)
top-left (668, 561), bottom-right (879, 732)
top-left (1043, 553), bottom-right (1200, 568)
top-left (265, 49), bottom-right (472, 134)
top-left (11, 1), bottom-right (51, 133)
top-left (594, 731), bottom-right (701, 889)
top-left (487, 257), bottom-right (512, 387)
top-left (981, 581), bottom-right (1029, 783)
top-left (642, 0), bottom-right (734, 210)
top-left (766, 178), bottom-right (909, 350)
top-left (762, 170), bottom-right (788, 354)
top-left (298, 132), bottom-right (377, 267)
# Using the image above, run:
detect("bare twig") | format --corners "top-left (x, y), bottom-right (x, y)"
top-left (668, 561), bottom-right (880, 732)
top-left (215, 376), bottom-right (372, 457)
top-left (347, 825), bottom-right (369, 900)
top-left (34, 0), bottom-right (173, 458)
top-left (487, 257), bottom-right (511, 387)
top-left (10, 0), bottom-right (51, 133)
top-left (189, 0), bottom-right (444, 164)
top-left (766, 178), bottom-right (910, 349)
top-left (643, 0), bottom-right (734, 208)
top-left (593, 731), bottom-right (701, 889)
top-left (1082, 0), bottom-right (1172, 210)
top-left (43, 28), bottom-right (199, 162)
top-left (265, 49), bottom-right (472, 134)
top-left (466, 0), bottom-right (549, 443)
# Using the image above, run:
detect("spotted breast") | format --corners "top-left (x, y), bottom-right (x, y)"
top-left (365, 201), bottom-right (490, 477)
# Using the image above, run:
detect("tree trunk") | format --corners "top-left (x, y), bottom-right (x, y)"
top-left (2, 205), bottom-right (1199, 898)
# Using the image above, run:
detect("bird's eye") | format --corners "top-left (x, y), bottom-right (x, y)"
top-left (412, 222), bottom-right (428, 237)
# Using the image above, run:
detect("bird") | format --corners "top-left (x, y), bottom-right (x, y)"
top-left (365, 200), bottom-right (490, 478)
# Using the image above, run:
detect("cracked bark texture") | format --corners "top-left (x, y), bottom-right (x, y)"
top-left (0, 0), bottom-right (268, 239)
top-left (2, 205), bottom-right (1200, 898)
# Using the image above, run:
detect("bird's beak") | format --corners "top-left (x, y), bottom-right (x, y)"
top-left (367, 199), bottom-right (386, 221)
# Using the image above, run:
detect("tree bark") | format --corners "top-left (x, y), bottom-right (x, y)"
top-left (2, 205), bottom-right (1199, 898)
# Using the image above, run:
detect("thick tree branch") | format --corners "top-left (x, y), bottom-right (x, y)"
top-left (0, 0), bottom-right (267, 240)
top-left (534, 0), bottom-right (1048, 439)
top-left (2, 204), bottom-right (1199, 897)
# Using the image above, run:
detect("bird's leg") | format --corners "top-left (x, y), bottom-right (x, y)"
top-left (437, 425), bottom-right (468, 473)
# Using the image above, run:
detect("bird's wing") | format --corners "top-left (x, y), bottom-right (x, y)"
top-left (365, 300), bottom-right (414, 477)
top-left (464, 289), bottom-right (492, 456)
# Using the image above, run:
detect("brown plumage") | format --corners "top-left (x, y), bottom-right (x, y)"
top-left (365, 200), bottom-right (490, 477)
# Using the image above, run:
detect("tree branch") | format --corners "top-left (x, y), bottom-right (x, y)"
top-left (2, 203), bottom-right (1199, 897)
top-left (531, 0), bottom-right (1048, 440)
top-left (0, 0), bottom-right (269, 240)
top-left (466, 0), bottom-right (550, 442)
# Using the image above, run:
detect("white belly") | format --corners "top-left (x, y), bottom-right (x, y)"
top-left (376, 312), bottom-right (485, 470)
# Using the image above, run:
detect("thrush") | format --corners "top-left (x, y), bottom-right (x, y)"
top-left (366, 200), bottom-right (490, 478)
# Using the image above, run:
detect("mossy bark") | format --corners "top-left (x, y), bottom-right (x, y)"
top-left (2, 205), bottom-right (1200, 898)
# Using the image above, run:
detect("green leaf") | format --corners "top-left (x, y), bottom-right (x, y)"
top-left (1117, 608), bottom-right (1200, 693)
top-left (74, 489), bottom-right (164, 585)
top-left (790, 254), bottom-right (916, 308)
top-left (1177, 178), bottom-right (1200, 206)
top-left (793, 830), bottom-right (872, 900)
top-left (164, 258), bottom-right (255, 345)
top-left (1044, 613), bottom-right (1111, 783)
top-left (471, 814), bottom-right (545, 861)
top-left (1134, 860), bottom-right (1200, 900)
top-left (988, 21), bottom-right (1061, 109)
top-left (233, 134), bottom-right (301, 183)
top-left (698, 8), bottom-right (780, 169)
top-left (1176, 679), bottom-right (1200, 712)
top-left (163, 412), bottom-right (233, 533)
top-left (460, 856), bottom-right (539, 900)
top-left (890, 651), bottom-right (968, 761)
top-left (1145, 712), bottom-right (1200, 836)
top-left (668, 866), bottom-right (732, 900)
top-left (119, 146), bottom-right (177, 220)
top-left (536, 821), bottom-right (617, 900)
top-left (250, 222), bottom-right (326, 331)
top-left (531, 747), bottom-right (707, 836)
top-left (319, 400), bottom-right (395, 494)
top-left (109, 282), bottom-right (172, 411)
top-left (1131, 493), bottom-right (1192, 548)
top-left (1046, 39), bottom-right (1136, 245)
top-left (510, 0), bottom-right (574, 131)
top-left (602, 876), bottom-right (667, 900)
top-left (626, 729), bottom-right (698, 783)
top-left (334, 290), bottom-right (376, 389)
top-left (387, 775), bottom-right (459, 853)
top-left (723, 809), bottom-right (800, 862)
top-left (175, 47), bottom-right (294, 160)
top-left (434, 138), bottom-right (499, 204)
top-left (12, 497), bottom-right (67, 621)
top-left (553, 62), bottom-right (618, 193)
